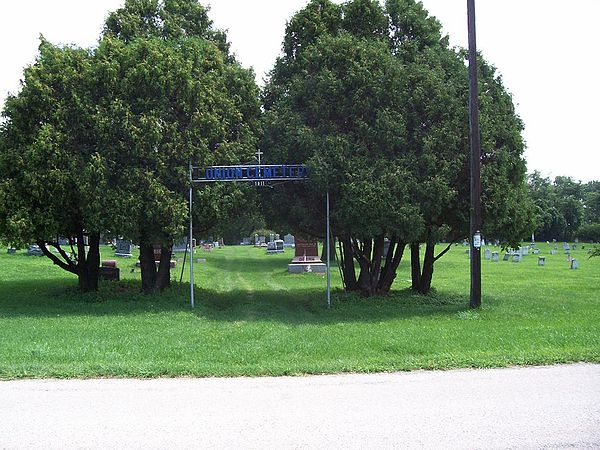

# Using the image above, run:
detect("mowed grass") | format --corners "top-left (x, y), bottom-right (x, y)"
top-left (0, 242), bottom-right (598, 379)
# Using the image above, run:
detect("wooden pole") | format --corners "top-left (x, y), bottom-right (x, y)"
top-left (468, 0), bottom-right (482, 309)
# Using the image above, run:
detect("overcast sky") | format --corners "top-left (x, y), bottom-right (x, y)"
top-left (1, 0), bottom-right (598, 182)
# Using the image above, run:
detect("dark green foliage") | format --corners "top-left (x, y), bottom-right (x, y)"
top-left (0, 39), bottom-right (105, 292)
top-left (527, 173), bottom-right (598, 242)
top-left (0, 1), bottom-right (261, 293)
top-left (104, 0), bottom-right (231, 57)
top-left (98, 0), bottom-right (261, 293)
top-left (577, 224), bottom-right (600, 243)
top-left (263, 0), bottom-right (532, 296)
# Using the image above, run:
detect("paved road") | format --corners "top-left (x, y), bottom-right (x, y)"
top-left (1, 364), bottom-right (598, 449)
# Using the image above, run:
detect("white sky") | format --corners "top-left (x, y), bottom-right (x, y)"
top-left (1, 0), bottom-right (598, 182)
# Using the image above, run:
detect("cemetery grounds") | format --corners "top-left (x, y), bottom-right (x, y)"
top-left (0, 243), bottom-right (598, 379)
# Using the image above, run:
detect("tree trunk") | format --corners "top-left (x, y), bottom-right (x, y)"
top-left (79, 232), bottom-right (100, 293)
top-left (377, 239), bottom-right (406, 294)
top-left (75, 231), bottom-right (100, 293)
top-left (340, 236), bottom-right (358, 291)
top-left (410, 242), bottom-right (421, 291)
top-left (139, 241), bottom-right (157, 294)
top-left (368, 235), bottom-right (385, 294)
top-left (355, 238), bottom-right (373, 295)
top-left (37, 231), bottom-right (100, 293)
top-left (155, 244), bottom-right (172, 291)
top-left (418, 237), bottom-right (436, 294)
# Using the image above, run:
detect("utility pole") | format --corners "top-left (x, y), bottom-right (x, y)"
top-left (468, 0), bottom-right (482, 309)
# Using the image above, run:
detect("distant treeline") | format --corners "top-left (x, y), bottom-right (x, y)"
top-left (528, 172), bottom-right (600, 242)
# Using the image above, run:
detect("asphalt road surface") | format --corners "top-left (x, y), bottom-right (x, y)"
top-left (1, 364), bottom-right (599, 449)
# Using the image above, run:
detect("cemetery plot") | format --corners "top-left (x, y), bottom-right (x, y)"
top-left (0, 242), bottom-right (598, 379)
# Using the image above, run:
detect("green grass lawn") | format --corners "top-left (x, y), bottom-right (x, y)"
top-left (0, 242), bottom-right (598, 379)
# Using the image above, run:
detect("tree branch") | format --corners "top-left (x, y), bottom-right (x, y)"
top-left (433, 236), bottom-right (463, 262)
top-left (37, 241), bottom-right (78, 274)
top-left (47, 241), bottom-right (77, 269)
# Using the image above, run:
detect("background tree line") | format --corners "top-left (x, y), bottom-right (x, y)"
top-left (527, 172), bottom-right (600, 242)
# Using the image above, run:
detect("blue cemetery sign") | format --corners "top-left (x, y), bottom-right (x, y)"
top-left (192, 164), bottom-right (310, 183)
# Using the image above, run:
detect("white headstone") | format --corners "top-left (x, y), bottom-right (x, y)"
top-left (484, 249), bottom-right (491, 260)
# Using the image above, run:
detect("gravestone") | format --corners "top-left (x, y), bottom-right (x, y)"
top-left (283, 233), bottom-right (295, 247)
top-left (275, 234), bottom-right (280, 241)
top-left (99, 267), bottom-right (120, 281)
top-left (275, 240), bottom-right (284, 253)
top-left (172, 238), bottom-right (189, 253)
top-left (288, 238), bottom-right (326, 273)
top-left (58, 237), bottom-right (70, 246)
top-left (153, 246), bottom-right (162, 262)
top-left (562, 242), bottom-right (570, 251)
top-left (538, 257), bottom-right (545, 266)
top-left (571, 259), bottom-right (579, 270)
top-left (269, 233), bottom-right (275, 243)
top-left (484, 249), bottom-right (491, 260)
top-left (503, 253), bottom-right (510, 261)
top-left (259, 236), bottom-right (266, 246)
top-left (383, 239), bottom-right (391, 259)
top-left (521, 246), bottom-right (529, 256)
top-left (267, 240), bottom-right (285, 254)
top-left (115, 239), bottom-right (133, 257)
top-left (242, 237), bottom-right (251, 245)
top-left (7, 248), bottom-right (16, 254)
top-left (491, 251), bottom-right (499, 262)
top-left (254, 234), bottom-right (260, 247)
top-left (27, 244), bottom-right (44, 256)
top-left (512, 254), bottom-right (521, 263)
top-left (551, 249), bottom-right (556, 256)
top-left (533, 248), bottom-right (540, 255)
top-left (572, 244), bottom-right (577, 250)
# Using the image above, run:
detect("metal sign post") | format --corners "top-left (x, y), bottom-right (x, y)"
top-left (326, 190), bottom-right (331, 309)
top-left (189, 160), bottom-right (194, 309)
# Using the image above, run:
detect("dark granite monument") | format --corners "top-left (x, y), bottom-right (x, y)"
top-left (288, 239), bottom-right (326, 273)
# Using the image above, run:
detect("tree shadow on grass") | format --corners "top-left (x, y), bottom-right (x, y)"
top-left (0, 277), bottom-right (474, 324)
